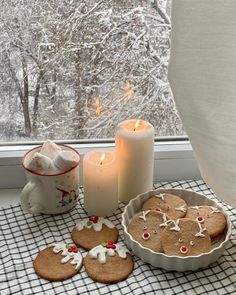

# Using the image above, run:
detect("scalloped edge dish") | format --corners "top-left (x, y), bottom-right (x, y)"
top-left (121, 188), bottom-right (232, 271)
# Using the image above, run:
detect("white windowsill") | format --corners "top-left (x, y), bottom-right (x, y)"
top-left (0, 140), bottom-right (201, 189)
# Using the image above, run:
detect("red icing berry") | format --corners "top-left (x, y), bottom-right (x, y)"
top-left (197, 216), bottom-right (205, 223)
top-left (110, 244), bottom-right (116, 249)
top-left (68, 245), bottom-right (78, 253)
top-left (89, 217), bottom-right (94, 222)
top-left (180, 245), bottom-right (188, 254)
top-left (155, 208), bottom-right (162, 212)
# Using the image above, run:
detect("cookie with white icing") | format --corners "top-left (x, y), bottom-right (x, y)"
top-left (33, 243), bottom-right (83, 281)
top-left (127, 210), bottom-right (171, 252)
top-left (84, 242), bottom-right (134, 283)
top-left (71, 216), bottom-right (119, 250)
top-left (142, 193), bottom-right (187, 219)
top-left (185, 206), bottom-right (227, 238)
top-left (161, 218), bottom-right (211, 256)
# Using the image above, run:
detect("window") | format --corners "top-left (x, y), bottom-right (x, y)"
top-left (0, 0), bottom-right (185, 142)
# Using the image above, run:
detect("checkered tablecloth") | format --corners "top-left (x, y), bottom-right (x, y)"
top-left (0, 180), bottom-right (236, 295)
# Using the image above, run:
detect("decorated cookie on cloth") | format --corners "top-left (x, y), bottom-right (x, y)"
top-left (33, 243), bottom-right (83, 281)
top-left (71, 216), bottom-right (119, 250)
top-left (161, 218), bottom-right (211, 256)
top-left (185, 206), bottom-right (227, 238)
top-left (127, 210), bottom-right (172, 252)
top-left (84, 242), bottom-right (134, 283)
top-left (142, 193), bottom-right (187, 219)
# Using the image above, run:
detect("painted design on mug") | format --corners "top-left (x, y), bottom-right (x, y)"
top-left (76, 217), bottom-right (115, 231)
top-left (53, 243), bottom-right (82, 269)
top-left (89, 242), bottom-right (130, 264)
top-left (56, 187), bottom-right (79, 207)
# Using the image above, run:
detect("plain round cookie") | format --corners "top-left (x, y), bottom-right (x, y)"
top-left (84, 243), bottom-right (134, 284)
top-left (127, 210), bottom-right (170, 252)
top-left (185, 206), bottom-right (227, 238)
top-left (33, 244), bottom-right (82, 281)
top-left (142, 193), bottom-right (187, 219)
top-left (161, 218), bottom-right (211, 256)
top-left (71, 217), bottom-right (119, 250)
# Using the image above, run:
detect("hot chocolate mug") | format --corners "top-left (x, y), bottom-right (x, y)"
top-left (20, 144), bottom-right (80, 214)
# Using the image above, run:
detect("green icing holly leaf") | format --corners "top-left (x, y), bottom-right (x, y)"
top-left (65, 243), bottom-right (70, 249)
top-left (87, 221), bottom-right (92, 226)
top-left (101, 242), bottom-right (107, 247)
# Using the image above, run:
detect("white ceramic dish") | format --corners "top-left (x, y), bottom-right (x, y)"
top-left (121, 188), bottom-right (232, 271)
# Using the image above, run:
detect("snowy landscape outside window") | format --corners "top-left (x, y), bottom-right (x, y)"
top-left (0, 0), bottom-right (185, 142)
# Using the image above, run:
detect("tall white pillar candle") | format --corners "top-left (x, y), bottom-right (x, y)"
top-left (83, 150), bottom-right (118, 216)
top-left (115, 119), bottom-right (154, 204)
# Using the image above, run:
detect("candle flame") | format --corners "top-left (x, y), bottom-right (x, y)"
top-left (95, 97), bottom-right (101, 116)
top-left (134, 120), bottom-right (140, 131)
top-left (100, 153), bottom-right (106, 165)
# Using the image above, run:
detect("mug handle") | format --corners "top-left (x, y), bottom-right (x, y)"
top-left (20, 180), bottom-right (44, 214)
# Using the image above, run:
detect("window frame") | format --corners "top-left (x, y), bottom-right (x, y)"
top-left (0, 137), bottom-right (201, 189)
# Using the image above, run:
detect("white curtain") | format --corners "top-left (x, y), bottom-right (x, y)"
top-left (168, 0), bottom-right (236, 207)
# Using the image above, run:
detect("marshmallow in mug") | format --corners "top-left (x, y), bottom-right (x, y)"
top-left (27, 152), bottom-right (54, 174)
top-left (54, 150), bottom-right (79, 171)
top-left (40, 140), bottom-right (62, 159)
top-left (27, 140), bottom-right (80, 174)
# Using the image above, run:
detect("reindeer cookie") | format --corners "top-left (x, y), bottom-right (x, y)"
top-left (185, 206), bottom-right (227, 238)
top-left (33, 243), bottom-right (83, 281)
top-left (142, 193), bottom-right (187, 219)
top-left (84, 242), bottom-right (134, 283)
top-left (71, 216), bottom-right (119, 250)
top-left (127, 210), bottom-right (171, 252)
top-left (161, 218), bottom-right (211, 256)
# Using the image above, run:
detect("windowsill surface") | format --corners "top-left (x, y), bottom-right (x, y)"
top-left (0, 188), bottom-right (21, 206)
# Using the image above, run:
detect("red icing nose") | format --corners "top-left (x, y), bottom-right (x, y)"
top-left (155, 208), bottom-right (162, 212)
top-left (180, 245), bottom-right (188, 254)
top-left (142, 231), bottom-right (150, 240)
top-left (197, 216), bottom-right (205, 223)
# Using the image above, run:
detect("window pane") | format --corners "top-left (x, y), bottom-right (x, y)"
top-left (0, 0), bottom-right (185, 142)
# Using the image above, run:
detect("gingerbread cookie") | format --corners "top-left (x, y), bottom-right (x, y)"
top-left (161, 218), bottom-right (211, 256)
top-left (33, 243), bottom-right (83, 281)
top-left (142, 193), bottom-right (187, 219)
top-left (84, 242), bottom-right (134, 283)
top-left (127, 210), bottom-right (171, 252)
top-left (185, 206), bottom-right (227, 238)
top-left (71, 216), bottom-right (119, 250)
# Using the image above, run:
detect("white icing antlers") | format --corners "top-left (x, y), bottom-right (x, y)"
top-left (155, 193), bottom-right (165, 201)
top-left (139, 210), bottom-right (151, 221)
top-left (175, 204), bottom-right (187, 213)
top-left (195, 222), bottom-right (207, 238)
top-left (169, 219), bottom-right (180, 232)
top-left (159, 213), bottom-right (172, 227)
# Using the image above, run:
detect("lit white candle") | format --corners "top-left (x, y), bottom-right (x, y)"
top-left (115, 119), bottom-right (154, 203)
top-left (83, 150), bottom-right (118, 216)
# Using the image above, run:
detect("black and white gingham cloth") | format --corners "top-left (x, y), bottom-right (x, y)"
top-left (0, 180), bottom-right (236, 295)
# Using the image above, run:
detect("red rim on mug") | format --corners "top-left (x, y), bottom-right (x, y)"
top-left (22, 144), bottom-right (80, 177)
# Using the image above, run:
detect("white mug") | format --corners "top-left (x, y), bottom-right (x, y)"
top-left (20, 144), bottom-right (80, 214)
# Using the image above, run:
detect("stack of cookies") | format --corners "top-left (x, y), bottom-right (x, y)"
top-left (33, 216), bottom-right (134, 283)
top-left (127, 193), bottom-right (227, 257)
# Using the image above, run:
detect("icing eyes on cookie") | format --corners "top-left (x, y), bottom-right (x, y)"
top-left (178, 238), bottom-right (183, 243)
top-left (143, 226), bottom-right (147, 230)
top-left (196, 216), bottom-right (205, 223)
top-left (190, 241), bottom-right (194, 246)
top-left (153, 230), bottom-right (157, 234)
top-left (142, 231), bottom-right (150, 240)
top-left (180, 245), bottom-right (188, 254)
